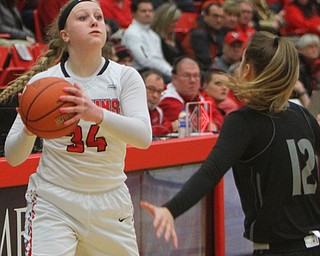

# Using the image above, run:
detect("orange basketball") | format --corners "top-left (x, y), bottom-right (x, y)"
top-left (20, 77), bottom-right (78, 139)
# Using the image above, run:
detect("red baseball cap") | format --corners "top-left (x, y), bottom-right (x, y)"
top-left (224, 31), bottom-right (245, 45)
top-left (201, 0), bottom-right (223, 10)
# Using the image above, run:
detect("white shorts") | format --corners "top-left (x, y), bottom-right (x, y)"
top-left (24, 173), bottom-right (139, 256)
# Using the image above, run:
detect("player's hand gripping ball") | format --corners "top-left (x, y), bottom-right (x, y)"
top-left (19, 77), bottom-right (78, 139)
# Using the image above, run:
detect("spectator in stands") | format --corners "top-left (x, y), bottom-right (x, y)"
top-left (266, 0), bottom-right (290, 13)
top-left (174, 0), bottom-right (196, 12)
top-left (20, 0), bottom-right (38, 34)
top-left (237, 0), bottom-right (255, 44)
top-left (0, 0), bottom-right (35, 44)
top-left (152, 0), bottom-right (196, 12)
top-left (180, 3), bottom-right (224, 71)
top-left (296, 33), bottom-right (320, 95)
top-left (141, 69), bottom-right (178, 137)
top-left (211, 31), bottom-right (245, 73)
top-left (38, 0), bottom-right (68, 40)
top-left (99, 0), bottom-right (132, 29)
top-left (105, 18), bottom-right (121, 36)
top-left (102, 41), bottom-right (119, 62)
top-left (282, 0), bottom-right (320, 36)
top-left (251, 0), bottom-right (285, 34)
top-left (115, 44), bottom-right (133, 66)
top-left (159, 56), bottom-right (203, 122)
top-left (122, 0), bottom-right (172, 83)
top-left (221, 0), bottom-right (241, 38)
top-left (224, 61), bottom-right (244, 112)
top-left (228, 60), bottom-right (240, 76)
top-left (283, 0), bottom-right (320, 36)
top-left (104, 18), bottom-right (126, 45)
top-left (151, 3), bottom-right (183, 65)
top-left (102, 20), bottom-right (123, 58)
top-left (200, 69), bottom-right (232, 131)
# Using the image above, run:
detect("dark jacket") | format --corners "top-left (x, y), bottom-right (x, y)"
top-left (0, 2), bottom-right (34, 40)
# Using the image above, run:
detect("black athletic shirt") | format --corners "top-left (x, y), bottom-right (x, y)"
top-left (164, 102), bottom-right (320, 243)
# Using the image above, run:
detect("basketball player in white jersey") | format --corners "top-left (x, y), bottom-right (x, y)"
top-left (0, 0), bottom-right (152, 255)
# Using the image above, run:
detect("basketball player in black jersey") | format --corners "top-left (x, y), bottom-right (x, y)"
top-left (141, 31), bottom-right (320, 255)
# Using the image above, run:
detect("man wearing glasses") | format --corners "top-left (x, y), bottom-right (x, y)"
top-left (159, 56), bottom-right (205, 123)
top-left (180, 3), bottom-right (224, 71)
top-left (141, 70), bottom-right (178, 138)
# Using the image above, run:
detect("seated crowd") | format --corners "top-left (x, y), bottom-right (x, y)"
top-left (0, 0), bottom-right (319, 154)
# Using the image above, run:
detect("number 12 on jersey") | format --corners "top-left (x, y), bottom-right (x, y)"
top-left (287, 139), bottom-right (317, 196)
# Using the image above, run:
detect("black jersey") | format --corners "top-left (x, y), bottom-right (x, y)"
top-left (164, 102), bottom-right (320, 243)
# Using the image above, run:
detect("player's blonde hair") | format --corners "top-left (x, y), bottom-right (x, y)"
top-left (0, 0), bottom-right (97, 103)
top-left (229, 31), bottom-right (299, 112)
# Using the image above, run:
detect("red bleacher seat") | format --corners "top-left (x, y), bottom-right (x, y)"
top-left (0, 46), bottom-right (10, 69)
top-left (30, 43), bottom-right (48, 61)
top-left (0, 43), bottom-right (47, 88)
top-left (0, 66), bottom-right (27, 88)
top-left (10, 44), bottom-right (35, 69)
top-left (175, 12), bottom-right (198, 43)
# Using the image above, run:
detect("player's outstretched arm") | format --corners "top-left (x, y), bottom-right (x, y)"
top-left (140, 201), bottom-right (178, 248)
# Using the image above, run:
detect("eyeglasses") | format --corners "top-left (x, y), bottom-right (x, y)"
top-left (146, 86), bottom-right (163, 95)
top-left (138, 8), bottom-right (154, 13)
top-left (209, 13), bottom-right (224, 19)
top-left (176, 73), bottom-right (201, 81)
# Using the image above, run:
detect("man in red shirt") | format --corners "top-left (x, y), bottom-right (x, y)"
top-left (141, 70), bottom-right (178, 137)
top-left (159, 56), bottom-right (205, 122)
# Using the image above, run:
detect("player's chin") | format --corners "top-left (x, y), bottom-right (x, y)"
top-left (89, 36), bottom-right (106, 45)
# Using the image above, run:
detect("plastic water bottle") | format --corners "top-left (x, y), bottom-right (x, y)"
top-left (178, 108), bottom-right (189, 138)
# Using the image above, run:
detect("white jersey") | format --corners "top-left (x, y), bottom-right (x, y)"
top-left (5, 58), bottom-right (152, 192)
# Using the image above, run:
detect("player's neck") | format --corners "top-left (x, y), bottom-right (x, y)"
top-left (67, 54), bottom-right (103, 77)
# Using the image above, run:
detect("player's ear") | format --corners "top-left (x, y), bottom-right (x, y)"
top-left (60, 30), bottom-right (69, 43)
top-left (243, 63), bottom-right (254, 81)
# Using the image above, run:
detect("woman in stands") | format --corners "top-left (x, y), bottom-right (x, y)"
top-left (151, 3), bottom-right (183, 65)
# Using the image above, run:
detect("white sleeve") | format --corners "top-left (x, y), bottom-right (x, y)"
top-left (4, 113), bottom-right (37, 166)
top-left (99, 67), bottom-right (152, 149)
